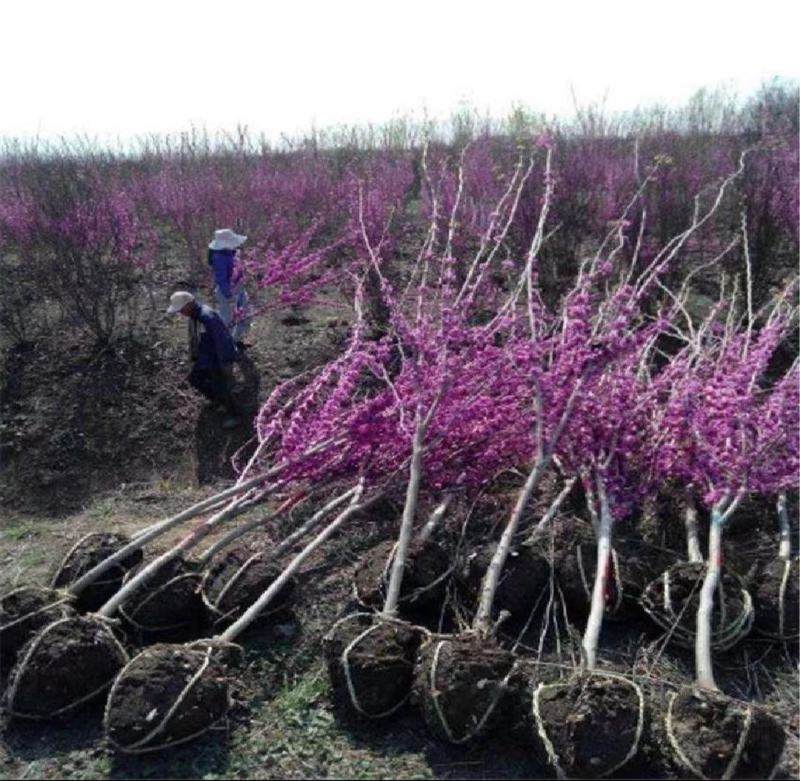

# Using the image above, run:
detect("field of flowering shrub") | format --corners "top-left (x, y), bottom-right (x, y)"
top-left (0, 84), bottom-right (798, 779)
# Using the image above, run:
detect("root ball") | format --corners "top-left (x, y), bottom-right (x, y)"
top-left (201, 546), bottom-right (294, 628)
top-left (532, 671), bottom-right (645, 779)
top-left (5, 615), bottom-right (128, 719)
top-left (104, 643), bottom-right (230, 753)
top-left (752, 556), bottom-right (799, 640)
top-left (323, 612), bottom-right (423, 719)
top-left (119, 557), bottom-right (203, 635)
top-left (51, 532), bottom-right (143, 613)
top-left (666, 687), bottom-right (785, 779)
top-left (413, 633), bottom-right (516, 744)
top-left (0, 586), bottom-right (75, 669)
top-left (640, 562), bottom-right (753, 649)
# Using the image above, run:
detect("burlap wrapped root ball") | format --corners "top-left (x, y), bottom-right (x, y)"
top-left (323, 612), bottom-right (424, 719)
top-left (412, 633), bottom-right (517, 744)
top-left (0, 586), bottom-right (75, 670)
top-left (104, 643), bottom-right (232, 753)
top-left (201, 546), bottom-right (295, 628)
top-left (458, 543), bottom-right (550, 626)
top-left (665, 688), bottom-right (785, 780)
top-left (640, 562), bottom-right (753, 649)
top-left (354, 538), bottom-right (452, 613)
top-left (5, 615), bottom-right (128, 719)
top-left (532, 671), bottom-right (645, 779)
top-left (752, 556), bottom-right (799, 640)
top-left (119, 557), bottom-right (203, 635)
top-left (51, 532), bottom-right (144, 613)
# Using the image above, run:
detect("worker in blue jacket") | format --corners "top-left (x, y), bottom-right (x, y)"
top-left (207, 228), bottom-right (252, 349)
top-left (166, 291), bottom-right (241, 429)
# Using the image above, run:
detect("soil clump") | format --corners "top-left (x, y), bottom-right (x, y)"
top-left (752, 556), bottom-right (799, 639)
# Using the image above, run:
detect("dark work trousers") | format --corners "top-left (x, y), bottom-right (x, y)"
top-left (189, 366), bottom-right (239, 415)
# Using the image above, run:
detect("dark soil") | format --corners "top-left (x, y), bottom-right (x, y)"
top-left (119, 557), bottom-right (203, 636)
top-left (667, 687), bottom-right (786, 779)
top-left (5, 615), bottom-right (128, 719)
top-left (104, 644), bottom-right (229, 752)
top-left (354, 537), bottom-right (452, 612)
top-left (458, 543), bottom-right (550, 625)
top-left (640, 562), bottom-right (752, 648)
top-left (0, 586), bottom-right (75, 670)
top-left (50, 533), bottom-right (144, 613)
top-left (532, 672), bottom-right (644, 778)
top-left (413, 633), bottom-right (516, 744)
top-left (202, 546), bottom-right (294, 627)
top-left (752, 556), bottom-right (799, 639)
top-left (323, 612), bottom-right (423, 719)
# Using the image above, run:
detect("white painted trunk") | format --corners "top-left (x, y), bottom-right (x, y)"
top-left (68, 466), bottom-right (283, 596)
top-left (219, 489), bottom-right (369, 642)
top-left (777, 493), bottom-right (791, 560)
top-left (581, 504), bottom-right (613, 670)
top-left (684, 498), bottom-right (703, 564)
top-left (383, 418), bottom-right (426, 617)
top-left (695, 510), bottom-right (724, 691)
top-left (97, 495), bottom-right (250, 618)
top-left (474, 459), bottom-right (545, 635)
top-left (418, 495), bottom-right (452, 544)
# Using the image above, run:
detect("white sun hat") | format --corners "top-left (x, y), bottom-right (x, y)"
top-left (209, 228), bottom-right (247, 251)
top-left (166, 290), bottom-right (195, 314)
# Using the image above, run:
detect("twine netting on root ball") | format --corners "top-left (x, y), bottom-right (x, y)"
top-left (665, 687), bottom-right (786, 780)
top-left (412, 632), bottom-right (517, 744)
top-left (104, 642), bottom-right (233, 754)
top-left (0, 586), bottom-right (75, 670)
top-left (5, 615), bottom-right (128, 719)
top-left (353, 537), bottom-right (452, 612)
top-left (201, 545), bottom-right (295, 628)
top-left (323, 612), bottom-right (426, 719)
top-left (752, 556), bottom-right (799, 640)
top-left (531, 670), bottom-right (645, 779)
top-left (640, 562), bottom-right (754, 650)
top-left (51, 532), bottom-right (144, 613)
top-left (118, 556), bottom-right (203, 635)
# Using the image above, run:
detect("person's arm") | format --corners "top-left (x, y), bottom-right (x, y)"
top-left (211, 252), bottom-right (232, 298)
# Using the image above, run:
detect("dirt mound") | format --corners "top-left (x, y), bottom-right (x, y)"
top-left (666, 687), bottom-right (785, 779)
top-left (752, 556), bottom-right (799, 639)
top-left (0, 586), bottom-right (75, 668)
top-left (640, 561), bottom-right (753, 649)
top-left (532, 671), bottom-right (645, 778)
top-left (201, 546), bottom-right (294, 627)
top-left (323, 612), bottom-right (423, 719)
top-left (119, 557), bottom-right (203, 636)
top-left (104, 643), bottom-right (230, 753)
top-left (413, 633), bottom-right (516, 744)
top-left (51, 532), bottom-right (143, 613)
top-left (5, 615), bottom-right (128, 719)
top-left (354, 538), bottom-right (452, 612)
top-left (0, 335), bottom-right (195, 513)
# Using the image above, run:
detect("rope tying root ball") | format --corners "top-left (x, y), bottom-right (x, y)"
top-left (200, 546), bottom-right (295, 628)
top-left (665, 687), bottom-right (785, 780)
top-left (640, 562), bottom-right (753, 650)
top-left (104, 641), bottom-right (236, 753)
top-left (5, 615), bottom-right (128, 720)
top-left (413, 632), bottom-right (516, 744)
top-left (51, 532), bottom-right (143, 613)
top-left (0, 586), bottom-right (75, 668)
top-left (531, 671), bottom-right (645, 779)
top-left (323, 612), bottom-right (426, 719)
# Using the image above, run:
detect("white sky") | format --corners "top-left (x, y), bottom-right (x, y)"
top-left (2, 0), bottom-right (797, 144)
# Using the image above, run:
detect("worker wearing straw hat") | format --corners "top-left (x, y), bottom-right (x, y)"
top-left (208, 228), bottom-right (252, 350)
top-left (166, 291), bottom-right (242, 429)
